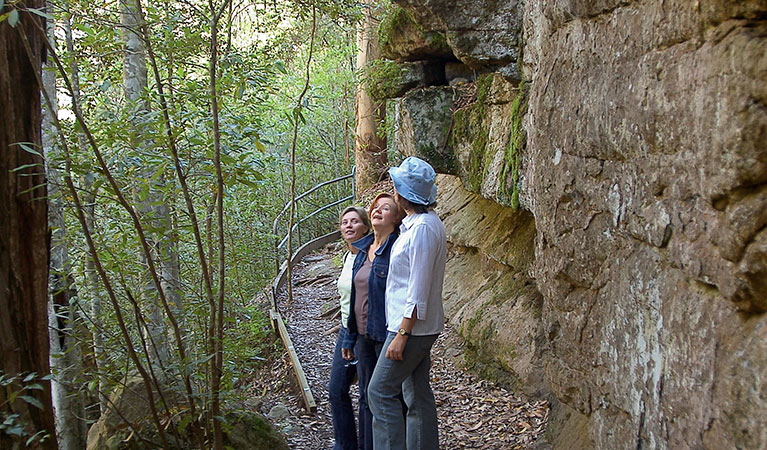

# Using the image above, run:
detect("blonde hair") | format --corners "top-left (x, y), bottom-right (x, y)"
top-left (339, 206), bottom-right (371, 231)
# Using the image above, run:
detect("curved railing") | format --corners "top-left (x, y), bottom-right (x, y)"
top-left (272, 168), bottom-right (355, 276)
top-left (268, 167), bottom-right (355, 413)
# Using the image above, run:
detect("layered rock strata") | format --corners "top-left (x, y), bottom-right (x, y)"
top-left (435, 174), bottom-right (545, 397)
top-left (385, 0), bottom-right (767, 448)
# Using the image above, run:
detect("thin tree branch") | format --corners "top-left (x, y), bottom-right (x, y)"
top-left (286, 5), bottom-right (317, 306)
top-left (17, 20), bottom-right (171, 449)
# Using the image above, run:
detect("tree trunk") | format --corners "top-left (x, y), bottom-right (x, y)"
top-left (121, 0), bottom-right (172, 370)
top-left (62, 14), bottom-right (106, 416)
top-left (0, 3), bottom-right (58, 448)
top-left (354, 0), bottom-right (386, 194)
top-left (42, 14), bottom-right (88, 450)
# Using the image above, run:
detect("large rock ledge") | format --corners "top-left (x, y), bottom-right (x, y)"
top-left (435, 174), bottom-right (546, 397)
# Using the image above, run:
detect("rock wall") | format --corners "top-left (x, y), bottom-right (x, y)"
top-left (435, 174), bottom-right (546, 397)
top-left (383, 0), bottom-right (766, 448)
top-left (523, 2), bottom-right (767, 449)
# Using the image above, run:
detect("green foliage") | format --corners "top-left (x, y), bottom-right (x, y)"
top-left (0, 372), bottom-right (54, 446)
top-left (45, 0), bottom-right (361, 443)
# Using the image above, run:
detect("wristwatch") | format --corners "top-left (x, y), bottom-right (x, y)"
top-left (398, 328), bottom-right (410, 337)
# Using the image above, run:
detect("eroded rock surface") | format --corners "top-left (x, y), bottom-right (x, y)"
top-left (523, 1), bottom-right (767, 448)
top-left (393, 0), bottom-right (523, 79)
top-left (395, 86), bottom-right (456, 173)
top-left (387, 0), bottom-right (767, 448)
top-left (435, 174), bottom-right (545, 397)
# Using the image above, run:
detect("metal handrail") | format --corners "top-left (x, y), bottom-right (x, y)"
top-left (276, 195), bottom-right (353, 250)
top-left (272, 167), bottom-right (356, 275)
top-left (268, 167), bottom-right (356, 414)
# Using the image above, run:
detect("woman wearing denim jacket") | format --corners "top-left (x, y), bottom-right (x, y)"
top-left (342, 193), bottom-right (404, 450)
top-left (330, 206), bottom-right (371, 450)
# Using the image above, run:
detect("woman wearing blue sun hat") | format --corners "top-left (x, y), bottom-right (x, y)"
top-left (368, 156), bottom-right (446, 450)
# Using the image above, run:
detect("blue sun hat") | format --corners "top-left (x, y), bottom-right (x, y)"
top-left (388, 156), bottom-right (437, 206)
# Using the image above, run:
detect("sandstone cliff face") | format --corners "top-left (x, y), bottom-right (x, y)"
top-left (435, 174), bottom-right (546, 397)
top-left (384, 0), bottom-right (767, 448)
top-left (524, 2), bottom-right (767, 449)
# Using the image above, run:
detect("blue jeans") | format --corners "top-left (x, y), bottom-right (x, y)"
top-left (356, 335), bottom-right (383, 450)
top-left (368, 332), bottom-right (439, 450)
top-left (357, 335), bottom-right (408, 450)
top-left (328, 326), bottom-right (358, 450)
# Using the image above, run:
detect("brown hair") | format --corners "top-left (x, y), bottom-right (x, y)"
top-left (368, 193), bottom-right (405, 227)
top-left (395, 194), bottom-right (435, 215)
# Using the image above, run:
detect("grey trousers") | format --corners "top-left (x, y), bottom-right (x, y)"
top-left (368, 332), bottom-right (439, 450)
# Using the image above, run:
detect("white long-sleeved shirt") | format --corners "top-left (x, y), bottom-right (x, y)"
top-left (385, 210), bottom-right (446, 336)
top-left (337, 251), bottom-right (355, 327)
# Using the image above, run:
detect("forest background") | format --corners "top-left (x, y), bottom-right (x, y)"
top-left (0, 0), bottom-right (395, 447)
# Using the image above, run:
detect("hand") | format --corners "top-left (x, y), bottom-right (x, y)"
top-left (342, 348), bottom-right (355, 360)
top-left (385, 334), bottom-right (407, 361)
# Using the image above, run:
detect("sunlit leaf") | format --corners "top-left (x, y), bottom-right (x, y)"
top-left (27, 8), bottom-right (53, 19)
top-left (13, 142), bottom-right (42, 157)
top-left (8, 9), bottom-right (18, 27)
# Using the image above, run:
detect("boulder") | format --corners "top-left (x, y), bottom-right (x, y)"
top-left (445, 62), bottom-right (476, 85)
top-left (364, 60), bottom-right (447, 100)
top-left (395, 86), bottom-right (457, 174)
top-left (86, 376), bottom-right (286, 449)
top-left (86, 375), bottom-right (180, 450)
top-left (393, 0), bottom-right (523, 79)
top-left (223, 410), bottom-right (289, 450)
top-left (267, 403), bottom-right (290, 421)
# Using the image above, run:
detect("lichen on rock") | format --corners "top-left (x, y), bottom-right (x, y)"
top-left (394, 86), bottom-right (457, 173)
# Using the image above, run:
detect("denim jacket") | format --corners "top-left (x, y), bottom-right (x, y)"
top-left (341, 231), bottom-right (398, 349)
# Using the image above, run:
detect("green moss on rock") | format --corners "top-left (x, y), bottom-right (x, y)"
top-left (361, 59), bottom-right (406, 101)
top-left (462, 318), bottom-right (524, 391)
top-left (450, 74), bottom-right (496, 193)
top-left (224, 410), bottom-right (289, 450)
top-left (449, 74), bottom-right (528, 209)
top-left (377, 4), bottom-right (451, 60)
top-left (498, 82), bottom-right (528, 210)
top-left (378, 5), bottom-right (417, 52)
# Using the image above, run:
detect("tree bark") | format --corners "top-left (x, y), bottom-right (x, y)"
top-left (121, 0), bottom-right (174, 370)
top-left (62, 14), bottom-right (106, 416)
top-left (354, 0), bottom-right (386, 194)
top-left (0, 2), bottom-right (57, 448)
top-left (42, 14), bottom-right (88, 450)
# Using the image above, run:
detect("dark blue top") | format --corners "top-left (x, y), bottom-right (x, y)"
top-left (341, 231), bottom-right (398, 349)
